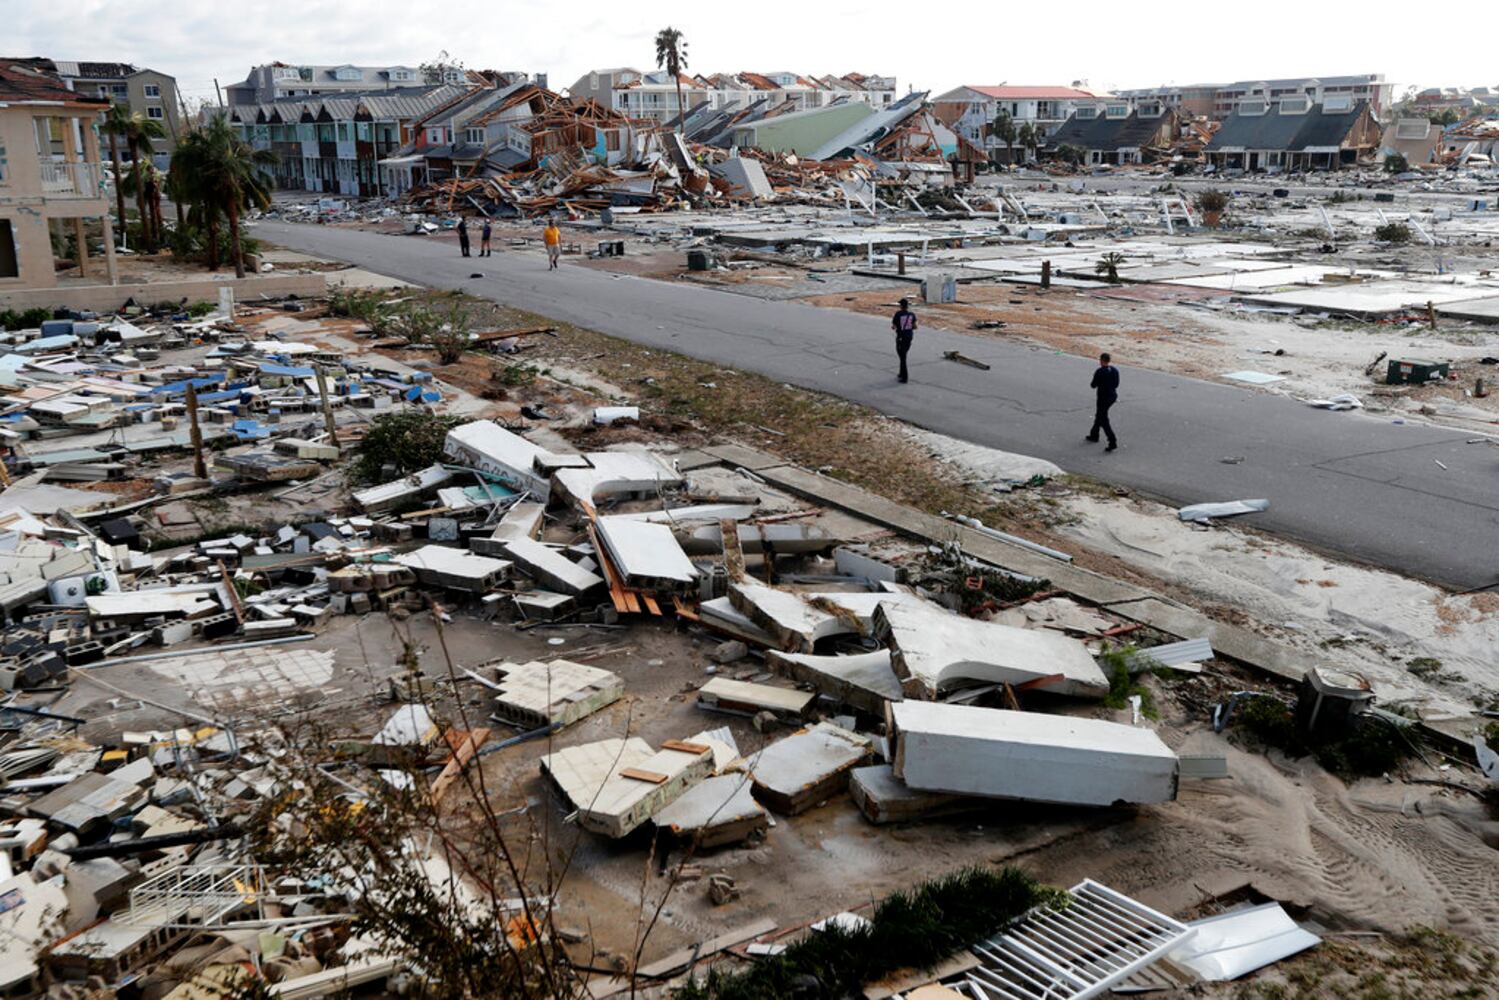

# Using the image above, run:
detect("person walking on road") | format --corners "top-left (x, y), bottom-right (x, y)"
top-left (480, 218), bottom-right (493, 257)
top-left (1087, 352), bottom-right (1120, 451)
top-left (891, 297), bottom-right (917, 383)
top-left (544, 221), bottom-right (562, 270)
top-left (457, 217), bottom-right (471, 258)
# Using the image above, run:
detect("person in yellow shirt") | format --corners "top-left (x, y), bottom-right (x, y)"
top-left (543, 221), bottom-right (561, 270)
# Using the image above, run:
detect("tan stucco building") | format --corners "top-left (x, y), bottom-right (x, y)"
top-left (0, 63), bottom-right (118, 293)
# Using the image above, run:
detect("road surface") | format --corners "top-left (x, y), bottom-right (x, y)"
top-left (254, 218), bottom-right (1499, 590)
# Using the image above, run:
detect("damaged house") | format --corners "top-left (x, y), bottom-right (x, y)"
top-left (1203, 95), bottom-right (1383, 172)
top-left (1045, 100), bottom-right (1183, 166)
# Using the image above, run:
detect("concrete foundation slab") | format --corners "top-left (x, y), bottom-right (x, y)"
top-left (541, 736), bottom-right (714, 838)
top-left (489, 658), bottom-right (624, 728)
top-left (767, 648), bottom-right (903, 714)
top-left (747, 721), bottom-right (872, 815)
top-left (697, 677), bottom-right (816, 718)
top-left (849, 764), bottom-right (971, 825)
top-left (653, 773), bottom-right (769, 847)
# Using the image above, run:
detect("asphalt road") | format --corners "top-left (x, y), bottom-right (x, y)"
top-left (254, 218), bottom-right (1499, 590)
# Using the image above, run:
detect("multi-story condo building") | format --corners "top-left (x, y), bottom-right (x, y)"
top-left (0, 63), bottom-right (117, 294)
top-left (225, 63), bottom-right (473, 106)
top-left (1120, 75), bottom-right (1392, 121)
top-left (930, 85), bottom-right (1100, 159)
top-left (0, 57), bottom-right (182, 163)
top-left (568, 68), bottom-right (897, 124)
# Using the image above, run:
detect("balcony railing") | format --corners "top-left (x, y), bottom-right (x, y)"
top-left (39, 160), bottom-right (104, 199)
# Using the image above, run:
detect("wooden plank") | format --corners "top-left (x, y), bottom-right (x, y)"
top-left (641, 593), bottom-right (661, 616)
top-left (635, 917), bottom-right (779, 978)
top-left (673, 596), bottom-right (698, 620)
top-left (619, 767), bottom-right (668, 784)
top-left (430, 727), bottom-right (492, 804)
top-left (661, 740), bottom-right (711, 754)
top-left (623, 591), bottom-right (641, 614)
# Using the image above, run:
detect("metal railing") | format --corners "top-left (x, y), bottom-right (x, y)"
top-left (38, 160), bottom-right (103, 199)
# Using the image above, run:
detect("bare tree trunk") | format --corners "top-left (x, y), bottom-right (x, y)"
top-left (228, 194), bottom-right (245, 279)
top-left (130, 141), bottom-right (152, 253)
top-left (206, 213), bottom-right (220, 271)
top-left (674, 78), bottom-right (685, 133)
top-left (109, 133), bottom-right (126, 244)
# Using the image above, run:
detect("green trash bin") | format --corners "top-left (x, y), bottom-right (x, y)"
top-left (1386, 358), bottom-right (1449, 385)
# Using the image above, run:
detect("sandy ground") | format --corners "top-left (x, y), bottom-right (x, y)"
top-left (913, 423), bottom-right (1499, 719)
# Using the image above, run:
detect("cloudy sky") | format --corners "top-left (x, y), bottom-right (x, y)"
top-left (10, 0), bottom-right (1493, 107)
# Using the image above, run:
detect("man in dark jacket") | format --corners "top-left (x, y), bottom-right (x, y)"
top-left (891, 298), bottom-right (917, 383)
top-left (457, 217), bottom-right (471, 257)
top-left (1087, 352), bottom-right (1119, 451)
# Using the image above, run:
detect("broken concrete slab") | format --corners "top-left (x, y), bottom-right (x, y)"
top-left (496, 535), bottom-right (604, 595)
top-left (443, 420), bottom-right (552, 500)
top-left (595, 517), bottom-right (698, 590)
top-left (392, 545), bottom-right (511, 593)
top-left (678, 522), bottom-right (840, 556)
top-left (489, 659), bottom-right (623, 728)
top-left (727, 581), bottom-right (857, 652)
top-left (699, 597), bottom-right (777, 647)
top-left (889, 702), bottom-right (1178, 807)
top-left (766, 648), bottom-right (903, 714)
top-left (873, 599), bottom-right (1109, 699)
top-left (352, 464), bottom-right (453, 513)
top-left (554, 451), bottom-right (682, 509)
top-left (747, 721), bottom-right (872, 815)
top-left (541, 736), bottom-right (714, 838)
top-left (849, 764), bottom-right (971, 825)
top-left (653, 773), bottom-right (769, 848)
top-left (991, 597), bottom-right (1116, 637)
top-left (697, 677), bottom-right (816, 719)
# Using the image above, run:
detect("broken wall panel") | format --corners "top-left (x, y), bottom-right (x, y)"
top-left (889, 702), bottom-right (1179, 807)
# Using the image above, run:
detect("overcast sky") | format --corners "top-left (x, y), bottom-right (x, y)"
top-left (11, 0), bottom-right (1494, 107)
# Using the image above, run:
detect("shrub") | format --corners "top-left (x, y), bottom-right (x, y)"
top-left (0, 310), bottom-right (21, 332)
top-left (1229, 693), bottom-right (1420, 778)
top-left (1384, 152), bottom-right (1410, 174)
top-left (1195, 188), bottom-right (1229, 214)
top-left (351, 409), bottom-right (461, 484)
top-left (1094, 251), bottom-right (1127, 284)
top-left (672, 866), bottom-right (1061, 1000)
top-left (20, 307), bottom-right (52, 328)
top-left (1375, 222), bottom-right (1412, 244)
top-left (186, 300), bottom-right (217, 318)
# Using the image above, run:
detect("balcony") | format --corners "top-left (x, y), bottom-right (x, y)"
top-left (39, 160), bottom-right (104, 199)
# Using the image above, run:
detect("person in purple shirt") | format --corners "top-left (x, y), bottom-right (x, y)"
top-left (1087, 352), bottom-right (1119, 451)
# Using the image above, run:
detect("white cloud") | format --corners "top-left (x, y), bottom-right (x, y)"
top-left (8, 0), bottom-right (1494, 107)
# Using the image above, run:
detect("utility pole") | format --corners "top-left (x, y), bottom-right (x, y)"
top-left (315, 367), bottom-right (338, 443)
top-left (185, 382), bottom-right (207, 479)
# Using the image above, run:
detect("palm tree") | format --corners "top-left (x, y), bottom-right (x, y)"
top-left (1016, 122), bottom-right (1038, 164)
top-left (991, 110), bottom-right (1017, 167)
top-left (195, 115), bottom-right (279, 278)
top-left (101, 102), bottom-right (132, 244)
top-left (118, 111), bottom-right (167, 251)
top-left (654, 27), bottom-right (689, 131)
top-left (1095, 251), bottom-right (1127, 284)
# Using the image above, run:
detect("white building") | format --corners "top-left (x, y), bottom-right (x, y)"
top-left (567, 68), bottom-right (897, 124)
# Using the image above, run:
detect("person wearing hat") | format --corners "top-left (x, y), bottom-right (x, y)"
top-left (891, 298), bottom-right (917, 383)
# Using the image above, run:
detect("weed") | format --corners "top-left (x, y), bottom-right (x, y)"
top-left (1097, 645), bottom-right (1158, 719)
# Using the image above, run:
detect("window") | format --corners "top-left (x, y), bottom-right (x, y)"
top-left (274, 67), bottom-right (299, 80)
top-left (147, 106), bottom-right (164, 119)
top-left (112, 83), bottom-right (128, 97)
top-left (1237, 100), bottom-right (1268, 116)
top-left (1137, 101), bottom-right (1163, 118)
top-left (1277, 96), bottom-right (1310, 115)
top-left (0, 220), bottom-right (17, 278)
top-left (0, 137), bottom-right (6, 183)
top-left (390, 69), bottom-right (413, 82)
top-left (605, 130), bottom-right (621, 152)
top-left (143, 83), bottom-right (160, 98)
top-left (334, 67), bottom-right (362, 81)
top-left (427, 127), bottom-right (445, 144)
top-left (1322, 96), bottom-right (1354, 112)
top-left (463, 128), bottom-right (484, 144)
top-left (1106, 104), bottom-right (1129, 118)
top-left (1075, 106), bottom-right (1098, 119)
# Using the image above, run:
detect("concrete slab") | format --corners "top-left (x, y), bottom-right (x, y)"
top-left (653, 773), bottom-right (769, 848)
top-left (873, 599), bottom-right (1109, 699)
top-left (489, 659), bottom-right (624, 728)
top-left (767, 648), bottom-right (904, 714)
top-left (889, 702), bottom-right (1178, 807)
top-left (443, 420), bottom-right (552, 500)
top-left (697, 677), bottom-right (816, 718)
top-left (393, 545), bottom-right (511, 593)
top-left (555, 452), bottom-right (682, 507)
top-left (747, 721), bottom-right (872, 815)
top-left (698, 596), bottom-right (778, 647)
top-left (849, 764), bottom-right (971, 825)
top-left (728, 581), bottom-right (856, 652)
top-left (595, 517), bottom-right (698, 589)
top-left (497, 536), bottom-right (604, 595)
top-left (541, 736), bottom-right (714, 838)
